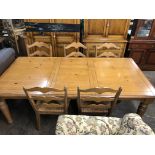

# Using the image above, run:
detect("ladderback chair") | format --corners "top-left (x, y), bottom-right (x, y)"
top-left (64, 42), bottom-right (87, 57)
top-left (95, 43), bottom-right (120, 58)
top-left (23, 87), bottom-right (68, 129)
top-left (26, 41), bottom-right (53, 57)
top-left (77, 87), bottom-right (122, 116)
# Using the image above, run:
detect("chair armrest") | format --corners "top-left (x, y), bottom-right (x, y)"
top-left (118, 113), bottom-right (155, 135)
top-left (0, 48), bottom-right (15, 75)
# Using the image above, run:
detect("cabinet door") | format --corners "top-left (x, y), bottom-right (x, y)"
top-left (150, 20), bottom-right (155, 39)
top-left (53, 19), bottom-right (80, 56)
top-left (107, 19), bottom-right (130, 38)
top-left (129, 49), bottom-right (145, 65)
top-left (144, 50), bottom-right (155, 65)
top-left (134, 20), bottom-right (153, 39)
top-left (84, 19), bottom-right (108, 40)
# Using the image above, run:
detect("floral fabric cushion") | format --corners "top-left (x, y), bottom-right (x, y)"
top-left (118, 113), bottom-right (154, 135)
top-left (56, 115), bottom-right (122, 135)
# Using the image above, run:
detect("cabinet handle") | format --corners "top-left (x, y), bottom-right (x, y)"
top-left (151, 45), bottom-right (154, 48)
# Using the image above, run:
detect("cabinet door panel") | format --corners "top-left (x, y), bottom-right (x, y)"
top-left (134, 20), bottom-right (153, 39)
top-left (129, 50), bottom-right (145, 65)
top-left (84, 19), bottom-right (107, 38)
top-left (145, 50), bottom-right (155, 65)
top-left (87, 19), bottom-right (107, 35)
top-left (108, 19), bottom-right (130, 36)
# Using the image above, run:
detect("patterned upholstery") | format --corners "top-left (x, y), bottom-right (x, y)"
top-left (118, 113), bottom-right (154, 135)
top-left (55, 113), bottom-right (154, 135)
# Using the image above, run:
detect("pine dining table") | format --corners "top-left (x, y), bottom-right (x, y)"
top-left (0, 57), bottom-right (155, 123)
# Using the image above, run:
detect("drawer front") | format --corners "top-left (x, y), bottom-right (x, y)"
top-left (34, 36), bottom-right (52, 43)
top-left (147, 44), bottom-right (155, 49)
top-left (129, 43), bottom-right (155, 49)
top-left (129, 44), bottom-right (148, 49)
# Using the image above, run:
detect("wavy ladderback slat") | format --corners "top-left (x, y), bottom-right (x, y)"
top-left (79, 87), bottom-right (118, 93)
top-left (64, 42), bottom-right (87, 57)
top-left (97, 43), bottom-right (120, 50)
top-left (27, 42), bottom-right (50, 48)
top-left (25, 87), bottom-right (66, 93)
top-left (65, 42), bottom-right (87, 49)
top-left (29, 50), bottom-right (50, 57)
top-left (95, 43), bottom-right (120, 58)
top-left (97, 52), bottom-right (118, 58)
top-left (26, 41), bottom-right (53, 57)
top-left (77, 87), bottom-right (122, 116)
top-left (65, 51), bottom-right (86, 57)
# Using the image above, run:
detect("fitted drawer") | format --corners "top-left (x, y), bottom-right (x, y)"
top-left (148, 44), bottom-right (155, 49)
top-left (129, 43), bottom-right (155, 49)
top-left (34, 36), bottom-right (51, 43)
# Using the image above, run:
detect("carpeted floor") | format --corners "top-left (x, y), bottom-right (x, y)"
top-left (0, 71), bottom-right (155, 135)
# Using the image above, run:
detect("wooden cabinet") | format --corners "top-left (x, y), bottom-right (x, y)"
top-left (129, 49), bottom-right (145, 65)
top-left (24, 19), bottom-right (80, 56)
top-left (83, 19), bottom-right (130, 57)
top-left (52, 19), bottom-right (80, 56)
top-left (129, 19), bottom-right (155, 70)
top-left (24, 19), bottom-right (130, 57)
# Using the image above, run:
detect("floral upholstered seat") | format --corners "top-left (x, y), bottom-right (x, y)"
top-left (118, 113), bottom-right (154, 135)
top-left (55, 113), bottom-right (154, 135)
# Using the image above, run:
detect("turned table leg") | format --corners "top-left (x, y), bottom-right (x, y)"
top-left (137, 99), bottom-right (154, 117)
top-left (0, 99), bottom-right (13, 124)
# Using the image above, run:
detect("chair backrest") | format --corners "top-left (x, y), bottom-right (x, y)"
top-left (26, 41), bottom-right (53, 57)
top-left (23, 87), bottom-right (68, 113)
top-left (95, 43), bottom-right (120, 58)
top-left (77, 87), bottom-right (122, 115)
top-left (64, 42), bottom-right (87, 57)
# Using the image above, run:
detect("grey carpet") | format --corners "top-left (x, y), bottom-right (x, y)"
top-left (0, 71), bottom-right (155, 135)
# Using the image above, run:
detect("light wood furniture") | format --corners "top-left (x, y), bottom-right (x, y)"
top-left (95, 43), bottom-right (120, 57)
top-left (23, 87), bottom-right (68, 129)
top-left (24, 19), bottom-right (80, 57)
top-left (77, 87), bottom-right (122, 115)
top-left (83, 19), bottom-right (130, 57)
top-left (0, 99), bottom-right (13, 123)
top-left (64, 42), bottom-right (87, 57)
top-left (0, 57), bottom-right (155, 117)
top-left (129, 19), bottom-right (155, 70)
top-left (26, 41), bottom-right (52, 57)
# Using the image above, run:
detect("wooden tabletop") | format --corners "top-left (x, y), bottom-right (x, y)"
top-left (0, 57), bottom-right (155, 99)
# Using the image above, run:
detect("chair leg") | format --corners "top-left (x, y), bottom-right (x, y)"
top-left (0, 99), bottom-right (13, 124)
top-left (35, 113), bottom-right (41, 130)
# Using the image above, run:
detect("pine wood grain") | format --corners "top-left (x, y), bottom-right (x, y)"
top-left (0, 57), bottom-right (155, 116)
